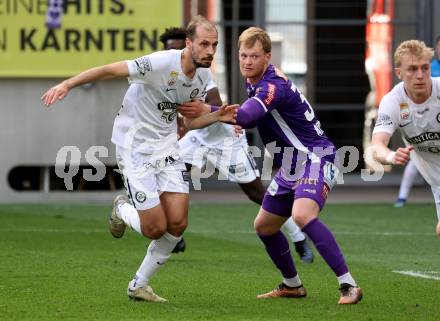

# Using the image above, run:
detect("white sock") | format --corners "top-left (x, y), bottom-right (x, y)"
top-left (130, 232), bottom-right (181, 289)
top-left (398, 160), bottom-right (418, 199)
top-left (283, 274), bottom-right (302, 287)
top-left (337, 272), bottom-right (357, 286)
top-left (118, 203), bottom-right (142, 235)
top-left (282, 218), bottom-right (305, 243)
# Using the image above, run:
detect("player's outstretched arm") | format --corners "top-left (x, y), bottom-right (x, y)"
top-left (184, 104), bottom-right (238, 129)
top-left (178, 100), bottom-right (211, 118)
top-left (41, 61), bottom-right (129, 107)
top-left (371, 132), bottom-right (413, 165)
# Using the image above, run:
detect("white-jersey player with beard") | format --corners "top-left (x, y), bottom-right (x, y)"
top-left (160, 26), bottom-right (314, 261)
top-left (372, 39), bottom-right (440, 237)
top-left (41, 16), bottom-right (235, 303)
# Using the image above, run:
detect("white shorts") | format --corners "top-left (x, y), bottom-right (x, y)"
top-left (116, 146), bottom-right (189, 210)
top-left (431, 186), bottom-right (440, 220)
top-left (179, 133), bottom-right (259, 184)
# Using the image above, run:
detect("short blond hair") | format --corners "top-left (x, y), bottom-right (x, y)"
top-left (394, 40), bottom-right (434, 67)
top-left (238, 27), bottom-right (271, 53)
top-left (186, 15), bottom-right (217, 40)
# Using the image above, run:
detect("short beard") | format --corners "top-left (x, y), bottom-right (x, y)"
top-left (193, 58), bottom-right (212, 68)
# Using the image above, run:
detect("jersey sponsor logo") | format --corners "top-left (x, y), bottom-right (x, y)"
top-left (416, 145), bottom-right (440, 153)
top-left (406, 132), bottom-right (440, 144)
top-left (157, 102), bottom-right (178, 110)
top-left (134, 57), bottom-right (152, 75)
top-left (182, 83), bottom-right (192, 87)
top-left (190, 88), bottom-right (200, 99)
top-left (157, 102), bottom-right (178, 123)
top-left (135, 191), bottom-right (147, 203)
top-left (264, 83), bottom-right (276, 105)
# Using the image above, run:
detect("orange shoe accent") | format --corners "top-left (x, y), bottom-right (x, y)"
top-left (257, 283), bottom-right (307, 299)
top-left (338, 284), bottom-right (363, 304)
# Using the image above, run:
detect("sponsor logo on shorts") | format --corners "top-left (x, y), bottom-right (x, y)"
top-left (181, 170), bottom-right (190, 182)
top-left (229, 163), bottom-right (246, 176)
top-left (135, 191), bottom-right (147, 203)
top-left (303, 188), bottom-right (316, 194)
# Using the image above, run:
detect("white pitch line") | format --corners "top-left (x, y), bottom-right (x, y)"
top-left (393, 270), bottom-right (440, 281)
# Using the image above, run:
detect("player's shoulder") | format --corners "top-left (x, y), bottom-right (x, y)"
top-left (431, 77), bottom-right (440, 92)
top-left (381, 82), bottom-right (404, 107)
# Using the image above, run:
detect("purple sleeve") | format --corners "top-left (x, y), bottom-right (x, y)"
top-left (236, 98), bottom-right (267, 129)
top-left (210, 105), bottom-right (220, 112)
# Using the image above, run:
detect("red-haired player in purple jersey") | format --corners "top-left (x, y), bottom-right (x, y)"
top-left (184, 27), bottom-right (362, 304)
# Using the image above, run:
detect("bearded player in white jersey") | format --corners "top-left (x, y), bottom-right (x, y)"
top-left (371, 40), bottom-right (440, 237)
top-left (160, 27), bottom-right (314, 262)
top-left (41, 16), bottom-right (237, 302)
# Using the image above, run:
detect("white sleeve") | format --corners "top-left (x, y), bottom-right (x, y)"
top-left (125, 51), bottom-right (168, 84)
top-left (206, 69), bottom-right (217, 91)
top-left (372, 93), bottom-right (399, 135)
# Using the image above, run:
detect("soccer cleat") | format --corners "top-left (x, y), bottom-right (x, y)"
top-left (338, 283), bottom-right (363, 304)
top-left (127, 285), bottom-right (167, 303)
top-left (394, 198), bottom-right (406, 208)
top-left (108, 194), bottom-right (128, 238)
top-left (172, 238), bottom-right (186, 254)
top-left (257, 283), bottom-right (307, 299)
top-left (294, 239), bottom-right (314, 263)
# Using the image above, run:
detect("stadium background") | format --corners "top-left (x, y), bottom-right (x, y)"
top-left (0, 0), bottom-right (438, 203)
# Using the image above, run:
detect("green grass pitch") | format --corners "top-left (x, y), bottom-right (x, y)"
top-left (1, 202), bottom-right (439, 321)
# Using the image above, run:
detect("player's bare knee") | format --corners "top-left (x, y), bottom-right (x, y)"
top-left (254, 219), bottom-right (274, 235)
top-left (141, 224), bottom-right (166, 239)
top-left (293, 211), bottom-right (313, 229)
top-left (167, 220), bottom-right (188, 236)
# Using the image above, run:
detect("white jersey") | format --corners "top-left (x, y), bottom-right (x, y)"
top-left (373, 77), bottom-right (440, 186)
top-left (111, 49), bottom-right (213, 158)
top-left (189, 79), bottom-right (247, 148)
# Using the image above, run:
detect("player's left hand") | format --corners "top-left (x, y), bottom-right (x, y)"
top-left (394, 146), bottom-right (414, 165)
top-left (178, 100), bottom-right (211, 118)
top-left (218, 104), bottom-right (239, 123)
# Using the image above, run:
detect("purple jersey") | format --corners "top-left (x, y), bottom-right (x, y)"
top-left (236, 64), bottom-right (335, 173)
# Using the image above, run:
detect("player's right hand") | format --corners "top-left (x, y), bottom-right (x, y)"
top-left (393, 146), bottom-right (413, 165)
top-left (41, 82), bottom-right (70, 106)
